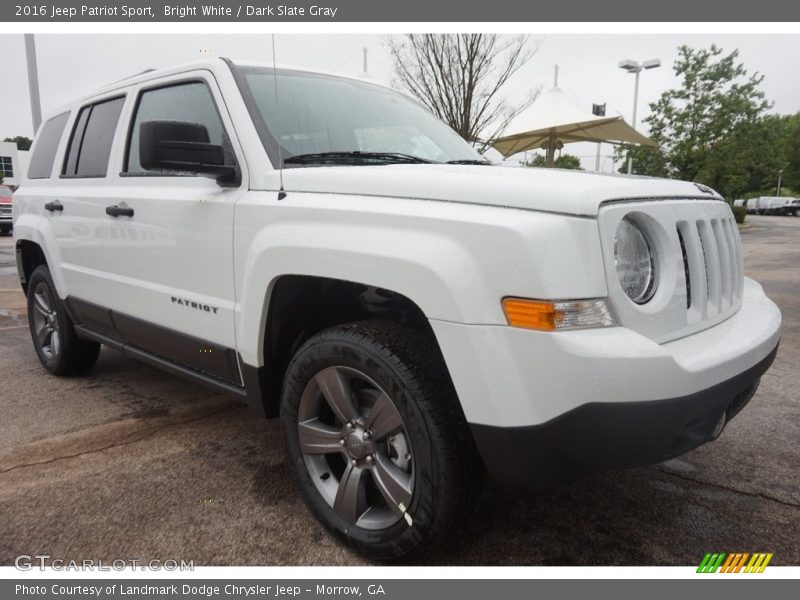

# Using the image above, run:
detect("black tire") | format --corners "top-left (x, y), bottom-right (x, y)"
top-left (280, 320), bottom-right (483, 560)
top-left (27, 265), bottom-right (100, 376)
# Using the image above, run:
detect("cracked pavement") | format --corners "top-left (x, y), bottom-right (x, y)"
top-left (0, 216), bottom-right (798, 566)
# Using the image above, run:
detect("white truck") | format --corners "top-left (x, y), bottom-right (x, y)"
top-left (13, 59), bottom-right (782, 559)
top-left (748, 196), bottom-right (796, 215)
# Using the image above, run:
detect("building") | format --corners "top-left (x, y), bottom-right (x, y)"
top-left (0, 141), bottom-right (29, 189)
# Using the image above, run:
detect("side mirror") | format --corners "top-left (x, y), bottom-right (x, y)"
top-left (139, 120), bottom-right (236, 182)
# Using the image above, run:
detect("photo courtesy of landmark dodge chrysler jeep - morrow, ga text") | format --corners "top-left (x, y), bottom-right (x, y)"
top-left (13, 59), bottom-right (781, 559)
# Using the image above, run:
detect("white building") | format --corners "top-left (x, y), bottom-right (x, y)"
top-left (0, 141), bottom-right (29, 188)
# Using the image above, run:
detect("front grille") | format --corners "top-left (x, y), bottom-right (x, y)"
top-left (599, 200), bottom-right (743, 344)
top-left (677, 216), bottom-right (743, 319)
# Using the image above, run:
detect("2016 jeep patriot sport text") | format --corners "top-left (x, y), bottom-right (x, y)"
top-left (13, 59), bottom-right (782, 559)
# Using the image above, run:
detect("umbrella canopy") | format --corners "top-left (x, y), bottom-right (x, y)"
top-left (492, 86), bottom-right (657, 164)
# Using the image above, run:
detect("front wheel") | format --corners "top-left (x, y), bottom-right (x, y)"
top-left (280, 320), bottom-right (483, 560)
top-left (26, 265), bottom-right (101, 375)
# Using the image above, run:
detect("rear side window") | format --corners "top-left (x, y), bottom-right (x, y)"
top-left (27, 112), bottom-right (69, 179)
top-left (125, 82), bottom-right (229, 174)
top-left (62, 96), bottom-right (125, 178)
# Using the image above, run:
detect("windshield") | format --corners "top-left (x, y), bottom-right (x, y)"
top-left (233, 66), bottom-right (484, 167)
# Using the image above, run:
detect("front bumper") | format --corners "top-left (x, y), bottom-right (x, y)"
top-left (470, 345), bottom-right (776, 488)
top-left (430, 277), bottom-right (781, 488)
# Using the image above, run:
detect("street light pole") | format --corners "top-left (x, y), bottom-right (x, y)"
top-left (24, 34), bottom-right (43, 134)
top-left (619, 58), bottom-right (660, 175)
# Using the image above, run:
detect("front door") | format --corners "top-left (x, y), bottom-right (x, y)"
top-left (96, 73), bottom-right (247, 384)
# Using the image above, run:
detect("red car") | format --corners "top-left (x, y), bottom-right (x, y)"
top-left (0, 186), bottom-right (12, 234)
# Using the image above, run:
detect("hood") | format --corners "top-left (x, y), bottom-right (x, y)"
top-left (274, 164), bottom-right (721, 217)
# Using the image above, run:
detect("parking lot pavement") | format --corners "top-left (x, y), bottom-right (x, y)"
top-left (0, 217), bottom-right (798, 566)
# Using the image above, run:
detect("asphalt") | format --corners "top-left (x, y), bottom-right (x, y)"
top-left (0, 215), bottom-right (798, 566)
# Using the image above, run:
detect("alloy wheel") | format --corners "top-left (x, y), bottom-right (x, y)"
top-left (31, 282), bottom-right (61, 360)
top-left (297, 366), bottom-right (414, 530)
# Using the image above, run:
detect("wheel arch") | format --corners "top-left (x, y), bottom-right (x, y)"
top-left (244, 274), bottom-right (452, 419)
top-left (15, 239), bottom-right (48, 296)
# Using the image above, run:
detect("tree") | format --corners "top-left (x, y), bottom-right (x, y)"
top-left (783, 114), bottom-right (800, 192)
top-left (614, 145), bottom-right (670, 178)
top-left (696, 114), bottom-right (789, 198)
top-left (617, 45), bottom-right (772, 198)
top-left (522, 153), bottom-right (583, 170)
top-left (386, 34), bottom-right (539, 153)
top-left (3, 136), bottom-right (33, 151)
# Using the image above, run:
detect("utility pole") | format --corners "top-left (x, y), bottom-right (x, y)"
top-left (24, 34), bottom-right (43, 133)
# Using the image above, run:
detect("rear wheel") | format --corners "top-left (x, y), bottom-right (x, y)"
top-left (27, 265), bottom-right (100, 375)
top-left (280, 320), bottom-right (483, 560)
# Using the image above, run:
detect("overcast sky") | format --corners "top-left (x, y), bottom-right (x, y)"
top-left (1, 33), bottom-right (797, 170)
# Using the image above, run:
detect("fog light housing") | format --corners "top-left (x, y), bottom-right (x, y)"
top-left (502, 297), bottom-right (614, 331)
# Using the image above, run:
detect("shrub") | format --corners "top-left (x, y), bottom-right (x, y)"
top-left (732, 205), bottom-right (747, 224)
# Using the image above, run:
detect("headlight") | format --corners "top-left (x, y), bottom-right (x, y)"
top-left (614, 218), bottom-right (656, 304)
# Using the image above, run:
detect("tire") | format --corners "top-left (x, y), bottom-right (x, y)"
top-left (27, 265), bottom-right (101, 376)
top-left (0, 225), bottom-right (10, 234)
top-left (280, 320), bottom-right (483, 560)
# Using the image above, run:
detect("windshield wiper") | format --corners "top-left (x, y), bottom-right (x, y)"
top-left (445, 159), bottom-right (491, 165)
top-left (284, 151), bottom-right (435, 166)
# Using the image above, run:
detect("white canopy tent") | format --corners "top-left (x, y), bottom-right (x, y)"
top-left (492, 83), bottom-right (657, 167)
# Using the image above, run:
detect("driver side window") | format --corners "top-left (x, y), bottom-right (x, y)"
top-left (125, 81), bottom-right (233, 175)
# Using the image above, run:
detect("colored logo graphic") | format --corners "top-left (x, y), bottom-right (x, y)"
top-left (697, 552), bottom-right (773, 573)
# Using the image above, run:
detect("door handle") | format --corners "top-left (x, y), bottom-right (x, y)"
top-left (105, 204), bottom-right (134, 218)
top-left (44, 201), bottom-right (63, 212)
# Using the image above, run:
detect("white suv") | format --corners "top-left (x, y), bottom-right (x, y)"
top-left (13, 59), bottom-right (781, 559)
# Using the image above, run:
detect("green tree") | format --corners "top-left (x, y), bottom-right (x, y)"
top-left (615, 145), bottom-right (670, 177)
top-left (783, 114), bottom-right (800, 192)
top-left (522, 153), bottom-right (583, 170)
top-left (618, 45), bottom-right (772, 198)
top-left (3, 136), bottom-right (33, 151)
top-left (698, 114), bottom-right (789, 198)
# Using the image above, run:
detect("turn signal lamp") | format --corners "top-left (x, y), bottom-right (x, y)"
top-left (502, 298), bottom-right (614, 331)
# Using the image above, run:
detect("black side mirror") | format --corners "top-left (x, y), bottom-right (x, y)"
top-left (139, 120), bottom-right (237, 183)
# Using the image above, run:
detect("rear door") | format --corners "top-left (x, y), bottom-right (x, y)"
top-left (95, 71), bottom-right (247, 384)
top-left (50, 94), bottom-right (127, 334)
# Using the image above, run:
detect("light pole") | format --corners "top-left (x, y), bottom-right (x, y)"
top-left (24, 34), bottom-right (43, 133)
top-left (777, 169), bottom-right (783, 196)
top-left (619, 58), bottom-right (660, 174)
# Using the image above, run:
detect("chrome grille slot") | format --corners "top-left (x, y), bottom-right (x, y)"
top-left (677, 226), bottom-right (691, 309)
top-left (724, 218), bottom-right (743, 300)
top-left (711, 218), bottom-right (733, 310)
top-left (696, 219), bottom-right (722, 315)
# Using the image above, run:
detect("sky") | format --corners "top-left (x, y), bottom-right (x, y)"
top-left (1, 33), bottom-right (798, 171)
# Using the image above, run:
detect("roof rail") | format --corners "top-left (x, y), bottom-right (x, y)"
top-left (106, 68), bottom-right (156, 86)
